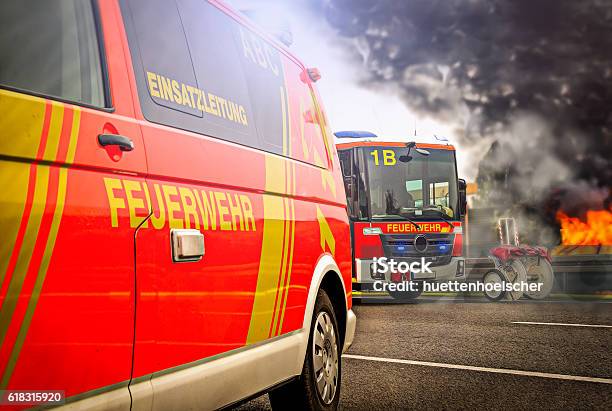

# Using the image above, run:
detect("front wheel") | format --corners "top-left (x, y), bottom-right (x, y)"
top-left (483, 270), bottom-right (506, 301)
top-left (268, 289), bottom-right (341, 410)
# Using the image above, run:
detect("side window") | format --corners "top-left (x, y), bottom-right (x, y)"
top-left (176, 0), bottom-right (259, 146)
top-left (234, 24), bottom-right (285, 153)
top-left (122, 0), bottom-right (329, 163)
top-left (0, 0), bottom-right (105, 107)
top-left (122, 0), bottom-right (203, 131)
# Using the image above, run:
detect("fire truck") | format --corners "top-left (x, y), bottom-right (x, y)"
top-left (336, 132), bottom-right (468, 300)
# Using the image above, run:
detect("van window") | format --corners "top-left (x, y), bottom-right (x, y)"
top-left (122, 0), bottom-right (329, 164)
top-left (122, 0), bottom-right (201, 122)
top-left (176, 0), bottom-right (259, 146)
top-left (178, 0), bottom-right (291, 154)
top-left (0, 0), bottom-right (105, 107)
top-left (233, 24), bottom-right (286, 153)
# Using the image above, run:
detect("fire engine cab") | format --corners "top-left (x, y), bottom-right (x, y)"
top-left (336, 132), bottom-right (468, 300)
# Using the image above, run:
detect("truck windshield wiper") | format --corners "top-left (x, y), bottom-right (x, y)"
top-left (371, 214), bottom-right (421, 231)
top-left (422, 206), bottom-right (455, 229)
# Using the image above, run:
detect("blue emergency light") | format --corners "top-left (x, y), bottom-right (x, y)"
top-left (334, 131), bottom-right (378, 139)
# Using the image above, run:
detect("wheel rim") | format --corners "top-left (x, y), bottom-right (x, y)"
top-left (312, 311), bottom-right (338, 405)
top-left (525, 261), bottom-right (554, 299)
top-left (484, 271), bottom-right (503, 299)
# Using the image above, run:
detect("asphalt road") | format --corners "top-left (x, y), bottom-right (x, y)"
top-left (234, 296), bottom-right (612, 410)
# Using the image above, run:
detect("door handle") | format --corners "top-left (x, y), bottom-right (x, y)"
top-left (98, 134), bottom-right (135, 152)
top-left (171, 229), bottom-right (205, 262)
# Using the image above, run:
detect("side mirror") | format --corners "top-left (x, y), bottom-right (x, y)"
top-left (399, 155), bottom-right (413, 163)
top-left (401, 142), bottom-right (429, 162)
top-left (343, 176), bottom-right (358, 219)
top-left (344, 180), bottom-right (353, 198)
top-left (343, 176), bottom-right (355, 198)
top-left (458, 178), bottom-right (467, 216)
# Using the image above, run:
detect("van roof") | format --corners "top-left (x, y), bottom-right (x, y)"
top-left (336, 141), bottom-right (456, 151)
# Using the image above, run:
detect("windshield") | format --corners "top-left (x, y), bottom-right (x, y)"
top-left (363, 146), bottom-right (459, 220)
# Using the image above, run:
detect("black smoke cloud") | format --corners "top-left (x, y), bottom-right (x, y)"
top-left (311, 0), bottom-right (612, 225)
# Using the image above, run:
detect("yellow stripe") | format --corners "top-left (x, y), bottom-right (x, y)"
top-left (0, 168), bottom-right (49, 347)
top-left (1, 107), bottom-right (79, 388)
top-left (272, 176), bottom-right (291, 334)
top-left (270, 195), bottom-right (289, 335)
top-left (0, 166), bottom-right (32, 288)
top-left (0, 103), bottom-right (63, 351)
top-left (269, 88), bottom-right (291, 335)
top-left (272, 163), bottom-right (293, 336)
top-left (313, 149), bottom-right (325, 168)
top-left (321, 169), bottom-right (337, 197)
top-left (246, 156), bottom-right (286, 344)
top-left (65, 108), bottom-right (81, 163)
top-left (277, 84), bottom-right (296, 334)
top-left (0, 92), bottom-right (46, 286)
top-left (0, 89), bottom-right (46, 159)
top-left (317, 205), bottom-right (336, 256)
top-left (278, 163), bottom-right (296, 333)
top-left (249, 83), bottom-right (298, 342)
top-left (42, 101), bottom-right (64, 162)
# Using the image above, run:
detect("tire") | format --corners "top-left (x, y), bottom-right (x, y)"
top-left (388, 282), bottom-right (423, 302)
top-left (483, 270), bottom-right (506, 301)
top-left (268, 289), bottom-right (341, 410)
top-left (504, 260), bottom-right (527, 301)
top-left (523, 259), bottom-right (554, 300)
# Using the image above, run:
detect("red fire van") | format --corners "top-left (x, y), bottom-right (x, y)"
top-left (0, 1), bottom-right (355, 409)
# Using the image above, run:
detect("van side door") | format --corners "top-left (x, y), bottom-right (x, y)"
top-left (120, 0), bottom-right (267, 381)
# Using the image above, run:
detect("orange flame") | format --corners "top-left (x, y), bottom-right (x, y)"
top-left (556, 209), bottom-right (612, 245)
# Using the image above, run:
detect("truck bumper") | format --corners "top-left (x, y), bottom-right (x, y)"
top-left (355, 257), bottom-right (466, 284)
top-left (343, 309), bottom-right (356, 353)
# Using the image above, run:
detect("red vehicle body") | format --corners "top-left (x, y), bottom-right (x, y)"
top-left (336, 139), bottom-right (467, 299)
top-left (0, 1), bottom-right (354, 409)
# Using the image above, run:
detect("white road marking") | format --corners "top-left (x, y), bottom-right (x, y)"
top-left (512, 321), bottom-right (612, 328)
top-left (343, 354), bottom-right (612, 385)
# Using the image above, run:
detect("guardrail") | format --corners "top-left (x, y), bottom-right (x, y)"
top-left (466, 255), bottom-right (612, 293)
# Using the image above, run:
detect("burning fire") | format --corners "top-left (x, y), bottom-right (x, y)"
top-left (556, 209), bottom-right (612, 245)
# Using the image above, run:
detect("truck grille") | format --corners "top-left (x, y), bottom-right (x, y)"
top-left (380, 233), bottom-right (454, 267)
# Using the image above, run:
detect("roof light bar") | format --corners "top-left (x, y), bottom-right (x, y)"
top-left (334, 131), bottom-right (378, 139)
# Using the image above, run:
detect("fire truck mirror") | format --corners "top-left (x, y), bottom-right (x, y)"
top-left (458, 178), bottom-right (467, 216)
top-left (343, 176), bottom-right (354, 197)
top-left (343, 176), bottom-right (359, 219)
